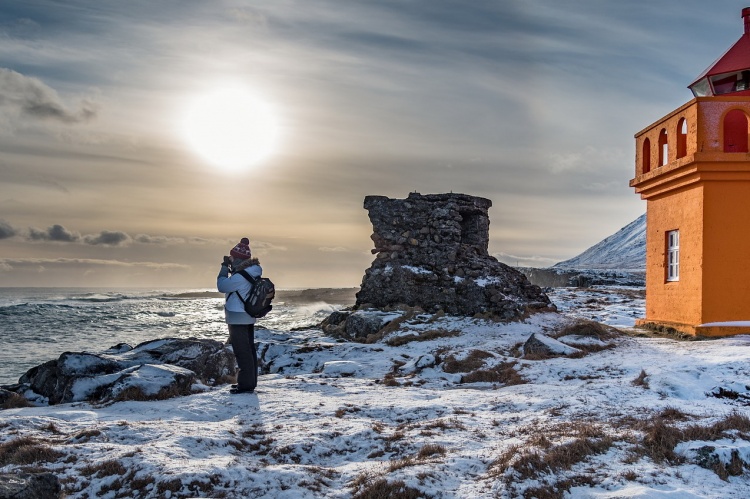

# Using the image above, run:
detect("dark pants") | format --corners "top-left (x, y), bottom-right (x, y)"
top-left (229, 324), bottom-right (257, 391)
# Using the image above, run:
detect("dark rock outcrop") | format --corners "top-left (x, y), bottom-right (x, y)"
top-left (6, 338), bottom-right (235, 405)
top-left (319, 309), bottom-right (401, 341)
top-left (0, 472), bottom-right (61, 499)
top-left (355, 193), bottom-right (552, 319)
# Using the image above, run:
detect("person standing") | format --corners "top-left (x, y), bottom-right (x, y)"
top-left (217, 237), bottom-right (262, 394)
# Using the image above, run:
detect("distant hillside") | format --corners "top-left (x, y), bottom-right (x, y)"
top-left (555, 214), bottom-right (645, 270)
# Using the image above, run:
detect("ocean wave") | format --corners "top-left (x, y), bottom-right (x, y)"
top-left (0, 302), bottom-right (80, 314)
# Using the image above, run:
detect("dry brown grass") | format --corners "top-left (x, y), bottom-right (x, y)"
top-left (657, 406), bottom-right (693, 422)
top-left (630, 411), bottom-right (750, 473)
top-left (521, 476), bottom-right (597, 499)
top-left (416, 443), bottom-right (447, 459)
top-left (631, 369), bottom-right (649, 389)
top-left (68, 429), bottom-right (102, 443)
top-left (385, 328), bottom-right (461, 346)
top-left (0, 436), bottom-right (64, 466)
top-left (2, 392), bottom-right (34, 409)
top-left (423, 417), bottom-right (467, 432)
top-left (79, 459), bottom-right (128, 478)
top-left (557, 319), bottom-right (620, 341)
top-left (352, 478), bottom-right (424, 499)
top-left (335, 404), bottom-right (362, 418)
top-left (441, 349), bottom-right (494, 373)
top-left (460, 361), bottom-right (527, 385)
top-left (489, 422), bottom-right (613, 494)
top-left (111, 381), bottom-right (194, 404)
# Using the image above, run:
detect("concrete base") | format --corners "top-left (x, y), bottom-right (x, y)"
top-left (635, 319), bottom-right (750, 337)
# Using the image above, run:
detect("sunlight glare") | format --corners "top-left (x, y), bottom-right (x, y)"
top-left (182, 86), bottom-right (280, 172)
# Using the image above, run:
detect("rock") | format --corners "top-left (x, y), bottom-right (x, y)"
top-left (97, 364), bottom-right (196, 403)
top-left (0, 472), bottom-right (61, 499)
top-left (677, 441), bottom-right (750, 477)
top-left (119, 338), bottom-right (235, 385)
top-left (522, 333), bottom-right (582, 358)
top-left (399, 354), bottom-right (437, 374)
top-left (257, 343), bottom-right (306, 374)
top-left (320, 309), bottom-right (352, 337)
top-left (322, 361), bottom-right (361, 377)
top-left (353, 193), bottom-right (553, 319)
top-left (345, 311), bottom-right (395, 339)
top-left (13, 338), bottom-right (235, 405)
top-left (321, 309), bottom-right (401, 341)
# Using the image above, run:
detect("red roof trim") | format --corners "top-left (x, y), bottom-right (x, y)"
top-left (689, 35), bottom-right (750, 88)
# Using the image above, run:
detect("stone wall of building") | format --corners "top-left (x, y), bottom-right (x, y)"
top-left (355, 192), bottom-right (552, 320)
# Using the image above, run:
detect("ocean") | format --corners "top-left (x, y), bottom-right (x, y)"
top-left (0, 287), bottom-right (356, 386)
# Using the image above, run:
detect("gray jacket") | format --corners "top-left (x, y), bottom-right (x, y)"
top-left (217, 263), bottom-right (263, 324)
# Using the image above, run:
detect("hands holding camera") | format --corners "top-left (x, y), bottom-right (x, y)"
top-left (222, 255), bottom-right (232, 268)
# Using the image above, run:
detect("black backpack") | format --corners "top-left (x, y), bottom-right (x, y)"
top-left (234, 270), bottom-right (275, 318)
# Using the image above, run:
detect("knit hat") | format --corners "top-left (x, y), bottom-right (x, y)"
top-left (230, 237), bottom-right (252, 260)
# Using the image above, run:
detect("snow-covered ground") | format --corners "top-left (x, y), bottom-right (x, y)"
top-left (3, 286), bottom-right (750, 498)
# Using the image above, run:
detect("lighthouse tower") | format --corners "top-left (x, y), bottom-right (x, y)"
top-left (631, 8), bottom-right (750, 336)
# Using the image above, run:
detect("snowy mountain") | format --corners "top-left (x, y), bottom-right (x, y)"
top-left (555, 213), bottom-right (645, 270)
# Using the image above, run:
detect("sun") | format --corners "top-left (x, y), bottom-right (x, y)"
top-left (182, 86), bottom-right (280, 172)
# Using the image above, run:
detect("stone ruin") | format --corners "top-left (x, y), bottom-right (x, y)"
top-left (323, 192), bottom-right (553, 339)
top-left (357, 192), bottom-right (552, 315)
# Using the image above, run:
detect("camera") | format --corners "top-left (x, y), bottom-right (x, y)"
top-left (223, 255), bottom-right (234, 272)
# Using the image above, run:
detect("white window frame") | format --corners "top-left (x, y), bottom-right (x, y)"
top-left (667, 230), bottom-right (680, 282)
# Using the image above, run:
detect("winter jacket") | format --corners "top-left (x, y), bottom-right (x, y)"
top-left (217, 262), bottom-right (263, 324)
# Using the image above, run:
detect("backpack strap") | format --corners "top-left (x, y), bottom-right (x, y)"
top-left (231, 269), bottom-right (258, 304)
top-left (236, 269), bottom-right (259, 285)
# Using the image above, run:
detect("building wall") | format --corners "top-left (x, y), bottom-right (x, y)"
top-left (633, 98), bottom-right (750, 333)
top-left (644, 185), bottom-right (704, 326)
top-left (702, 180), bottom-right (750, 322)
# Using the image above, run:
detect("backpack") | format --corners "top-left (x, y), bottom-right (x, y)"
top-left (234, 270), bottom-right (275, 318)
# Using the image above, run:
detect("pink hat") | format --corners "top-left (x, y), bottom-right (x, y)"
top-left (230, 237), bottom-right (252, 260)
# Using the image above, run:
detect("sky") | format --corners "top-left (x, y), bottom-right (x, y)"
top-left (0, 0), bottom-right (746, 289)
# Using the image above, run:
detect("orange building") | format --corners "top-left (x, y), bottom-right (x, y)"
top-left (631, 8), bottom-right (750, 337)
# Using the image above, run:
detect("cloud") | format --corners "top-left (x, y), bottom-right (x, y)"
top-left (0, 257), bottom-right (189, 271)
top-left (28, 224), bottom-right (80, 242)
top-left (134, 234), bottom-right (186, 245)
top-left (548, 146), bottom-right (627, 174)
top-left (0, 219), bottom-right (17, 239)
top-left (83, 230), bottom-right (131, 246)
top-left (251, 241), bottom-right (288, 252)
top-left (0, 68), bottom-right (98, 124)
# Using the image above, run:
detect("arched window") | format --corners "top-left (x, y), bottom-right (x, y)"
top-left (724, 109), bottom-right (749, 152)
top-left (676, 118), bottom-right (687, 159)
top-left (658, 129), bottom-right (668, 166)
top-left (642, 138), bottom-right (651, 174)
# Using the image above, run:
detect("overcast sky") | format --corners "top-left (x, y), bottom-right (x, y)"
top-left (0, 0), bottom-right (744, 289)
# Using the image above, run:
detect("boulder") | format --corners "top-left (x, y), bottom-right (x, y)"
top-left (12, 338), bottom-right (235, 405)
top-left (0, 472), bottom-right (61, 499)
top-left (344, 311), bottom-right (397, 339)
top-left (522, 333), bottom-right (582, 358)
top-left (321, 309), bottom-right (401, 341)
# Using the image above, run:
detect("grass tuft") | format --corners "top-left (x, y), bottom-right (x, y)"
top-left (416, 443), bottom-right (447, 459)
top-left (441, 350), bottom-right (494, 374)
top-left (385, 329), bottom-right (460, 347)
top-left (352, 478), bottom-right (424, 499)
top-left (631, 369), bottom-right (649, 389)
top-left (2, 392), bottom-right (34, 409)
top-left (460, 361), bottom-right (526, 385)
top-left (0, 436), bottom-right (64, 466)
